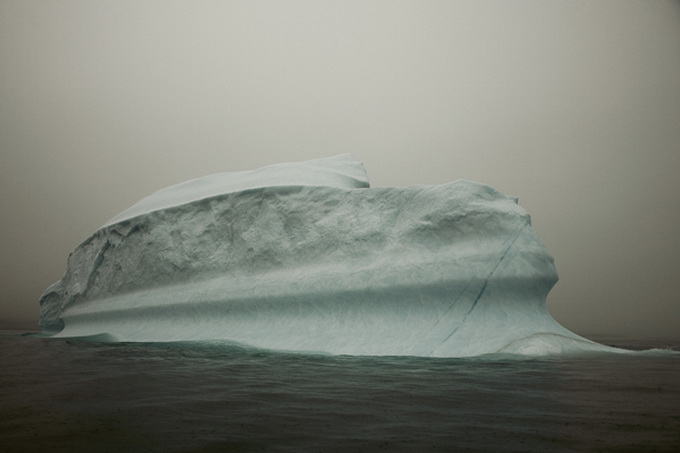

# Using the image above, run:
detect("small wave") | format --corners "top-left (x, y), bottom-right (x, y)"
top-left (633, 348), bottom-right (680, 357)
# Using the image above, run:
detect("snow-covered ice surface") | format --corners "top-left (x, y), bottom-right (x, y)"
top-left (39, 155), bottom-right (621, 357)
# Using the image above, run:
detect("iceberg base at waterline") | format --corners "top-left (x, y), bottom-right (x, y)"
top-left (39, 155), bottom-right (620, 357)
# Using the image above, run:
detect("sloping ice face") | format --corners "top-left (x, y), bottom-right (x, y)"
top-left (39, 155), bottom-right (618, 356)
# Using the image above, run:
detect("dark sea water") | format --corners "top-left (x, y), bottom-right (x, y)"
top-left (1, 332), bottom-right (678, 452)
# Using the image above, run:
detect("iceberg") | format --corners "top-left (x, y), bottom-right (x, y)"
top-left (39, 154), bottom-right (617, 356)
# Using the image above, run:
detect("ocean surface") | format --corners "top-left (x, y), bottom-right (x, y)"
top-left (1, 332), bottom-right (678, 452)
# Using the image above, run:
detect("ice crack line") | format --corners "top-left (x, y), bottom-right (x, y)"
top-left (426, 223), bottom-right (528, 356)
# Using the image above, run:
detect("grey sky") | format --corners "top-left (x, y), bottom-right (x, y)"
top-left (1, 1), bottom-right (679, 338)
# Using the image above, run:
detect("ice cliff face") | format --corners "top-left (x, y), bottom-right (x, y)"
top-left (39, 155), bottom-right (615, 356)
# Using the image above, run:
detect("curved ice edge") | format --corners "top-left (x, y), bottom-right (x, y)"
top-left (491, 332), bottom-right (630, 357)
top-left (102, 153), bottom-right (370, 227)
top-left (102, 183), bottom-right (367, 231)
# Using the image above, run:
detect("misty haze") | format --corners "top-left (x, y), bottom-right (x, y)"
top-left (1, 1), bottom-right (678, 452)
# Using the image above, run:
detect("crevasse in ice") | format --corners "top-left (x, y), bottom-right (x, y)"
top-left (39, 154), bottom-right (618, 356)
